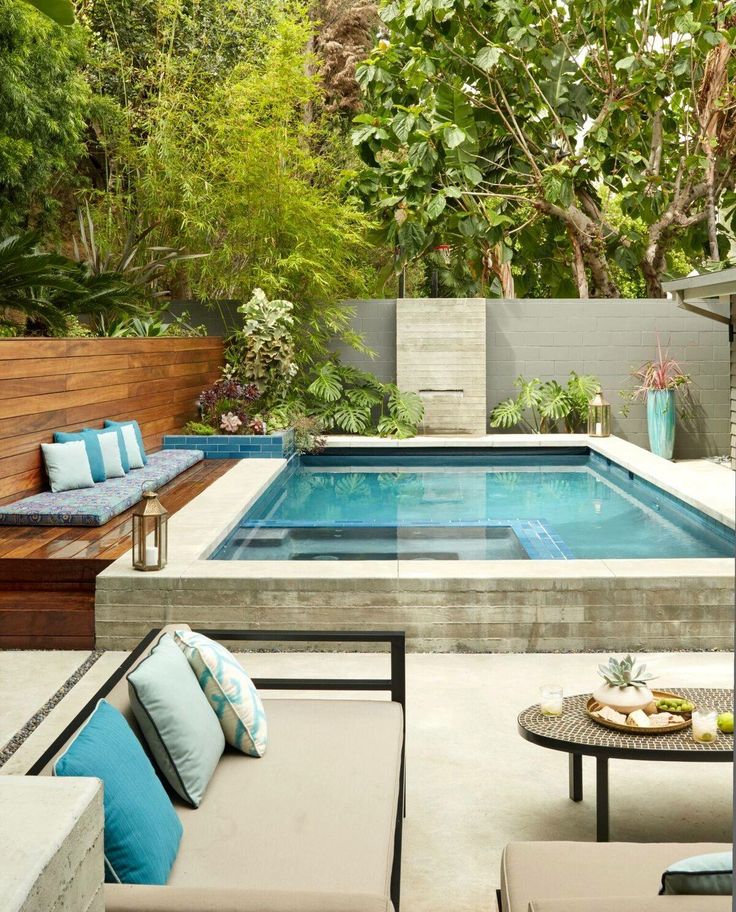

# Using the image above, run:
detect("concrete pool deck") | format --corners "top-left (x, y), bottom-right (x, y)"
top-left (96, 435), bottom-right (734, 651)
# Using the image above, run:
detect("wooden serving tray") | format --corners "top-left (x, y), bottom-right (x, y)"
top-left (586, 690), bottom-right (693, 734)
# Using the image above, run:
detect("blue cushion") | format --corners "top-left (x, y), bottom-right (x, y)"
top-left (106, 419), bottom-right (148, 465)
top-left (54, 699), bottom-right (182, 885)
top-left (660, 852), bottom-right (733, 895)
top-left (54, 430), bottom-right (106, 483)
top-left (86, 426), bottom-right (130, 473)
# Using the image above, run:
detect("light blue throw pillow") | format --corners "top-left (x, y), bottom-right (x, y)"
top-left (660, 852), bottom-right (733, 895)
top-left (54, 699), bottom-right (182, 885)
top-left (128, 633), bottom-right (225, 808)
top-left (54, 430), bottom-right (106, 483)
top-left (41, 440), bottom-right (95, 493)
top-left (105, 419), bottom-right (148, 465)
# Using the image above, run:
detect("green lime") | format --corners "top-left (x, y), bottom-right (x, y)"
top-left (717, 712), bottom-right (734, 734)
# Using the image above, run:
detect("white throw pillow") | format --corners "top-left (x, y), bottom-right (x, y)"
top-left (98, 431), bottom-right (126, 478)
top-left (41, 441), bottom-right (95, 493)
top-left (121, 423), bottom-right (144, 469)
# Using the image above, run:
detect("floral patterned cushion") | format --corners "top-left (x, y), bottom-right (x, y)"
top-left (0, 449), bottom-right (204, 526)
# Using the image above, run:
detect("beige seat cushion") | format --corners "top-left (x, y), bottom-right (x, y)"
top-left (501, 842), bottom-right (731, 912)
top-left (166, 698), bottom-right (402, 898)
top-left (528, 897), bottom-right (732, 912)
top-left (105, 885), bottom-right (394, 912)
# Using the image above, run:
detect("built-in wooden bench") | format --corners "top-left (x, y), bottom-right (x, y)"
top-left (0, 458), bottom-right (237, 649)
top-left (0, 337), bottom-right (225, 649)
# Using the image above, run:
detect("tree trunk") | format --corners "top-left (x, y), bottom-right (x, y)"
top-left (536, 199), bottom-right (619, 297)
top-left (698, 39), bottom-right (732, 262)
top-left (486, 243), bottom-right (515, 298)
top-left (567, 227), bottom-right (589, 298)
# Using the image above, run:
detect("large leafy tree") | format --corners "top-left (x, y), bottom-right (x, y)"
top-left (353, 0), bottom-right (736, 297)
top-left (0, 0), bottom-right (88, 234)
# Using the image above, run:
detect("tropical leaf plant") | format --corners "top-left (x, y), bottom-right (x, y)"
top-left (279, 359), bottom-right (424, 438)
top-left (307, 361), bottom-right (343, 402)
top-left (490, 373), bottom-right (601, 433)
top-left (0, 232), bottom-right (141, 335)
top-left (0, 233), bottom-right (77, 332)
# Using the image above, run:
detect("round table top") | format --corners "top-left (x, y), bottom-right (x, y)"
top-left (518, 687), bottom-right (734, 761)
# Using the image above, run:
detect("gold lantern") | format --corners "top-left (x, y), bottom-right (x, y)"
top-left (587, 388), bottom-right (611, 438)
top-left (132, 490), bottom-right (168, 571)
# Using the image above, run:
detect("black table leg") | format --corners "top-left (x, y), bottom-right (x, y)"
top-left (596, 757), bottom-right (609, 842)
top-left (569, 753), bottom-right (583, 801)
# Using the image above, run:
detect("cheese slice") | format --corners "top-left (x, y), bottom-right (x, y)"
top-left (627, 709), bottom-right (651, 728)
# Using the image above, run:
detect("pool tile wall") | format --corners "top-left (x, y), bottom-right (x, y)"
top-left (163, 429), bottom-right (295, 460)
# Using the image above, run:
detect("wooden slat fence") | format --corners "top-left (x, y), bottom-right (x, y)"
top-left (0, 337), bottom-right (224, 506)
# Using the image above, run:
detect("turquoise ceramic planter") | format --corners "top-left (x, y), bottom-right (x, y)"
top-left (647, 390), bottom-right (676, 459)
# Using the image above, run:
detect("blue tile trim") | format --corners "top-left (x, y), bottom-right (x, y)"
top-left (163, 429), bottom-right (294, 460)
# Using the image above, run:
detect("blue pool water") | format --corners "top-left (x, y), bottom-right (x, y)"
top-left (211, 452), bottom-right (735, 561)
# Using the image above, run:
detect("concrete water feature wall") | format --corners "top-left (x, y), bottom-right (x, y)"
top-left (335, 298), bottom-right (731, 459)
top-left (396, 298), bottom-right (487, 434)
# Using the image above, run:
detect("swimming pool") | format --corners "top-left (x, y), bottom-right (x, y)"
top-left (211, 451), bottom-right (735, 561)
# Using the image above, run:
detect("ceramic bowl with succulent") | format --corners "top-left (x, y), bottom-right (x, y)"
top-left (593, 655), bottom-right (656, 715)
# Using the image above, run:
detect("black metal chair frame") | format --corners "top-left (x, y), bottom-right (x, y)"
top-left (28, 628), bottom-right (407, 911)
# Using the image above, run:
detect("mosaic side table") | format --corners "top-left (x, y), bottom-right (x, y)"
top-left (518, 687), bottom-right (734, 842)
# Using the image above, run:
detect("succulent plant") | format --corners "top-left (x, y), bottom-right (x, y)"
top-left (597, 655), bottom-right (656, 689)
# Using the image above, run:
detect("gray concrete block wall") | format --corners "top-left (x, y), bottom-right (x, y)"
top-left (486, 299), bottom-right (730, 459)
top-left (335, 297), bottom-right (730, 458)
top-left (333, 299), bottom-right (397, 383)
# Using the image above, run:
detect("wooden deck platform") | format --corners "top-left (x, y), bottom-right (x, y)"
top-left (0, 459), bottom-right (236, 649)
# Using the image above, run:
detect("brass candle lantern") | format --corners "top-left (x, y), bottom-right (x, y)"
top-left (132, 490), bottom-right (168, 571)
top-left (587, 388), bottom-right (611, 438)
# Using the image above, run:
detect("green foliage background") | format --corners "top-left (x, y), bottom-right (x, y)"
top-left (0, 0), bottom-right (88, 234)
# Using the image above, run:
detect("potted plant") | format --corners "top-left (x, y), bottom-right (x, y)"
top-left (593, 655), bottom-right (656, 715)
top-left (621, 340), bottom-right (691, 460)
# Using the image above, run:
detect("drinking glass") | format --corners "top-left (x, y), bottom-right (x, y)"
top-left (540, 686), bottom-right (564, 718)
top-left (691, 710), bottom-right (718, 743)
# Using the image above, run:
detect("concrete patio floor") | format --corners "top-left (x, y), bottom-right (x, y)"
top-left (1, 648), bottom-right (733, 910)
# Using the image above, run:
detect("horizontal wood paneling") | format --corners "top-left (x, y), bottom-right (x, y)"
top-left (0, 337), bottom-right (223, 504)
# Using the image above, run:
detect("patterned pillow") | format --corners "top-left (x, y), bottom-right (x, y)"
top-left (174, 630), bottom-right (268, 758)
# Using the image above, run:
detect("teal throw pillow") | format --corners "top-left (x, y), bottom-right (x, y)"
top-left (41, 441), bottom-right (95, 493)
top-left (128, 633), bottom-right (225, 808)
top-left (105, 419), bottom-right (148, 465)
top-left (660, 852), bottom-right (733, 895)
top-left (54, 699), bottom-right (182, 884)
top-left (54, 430), bottom-right (106, 483)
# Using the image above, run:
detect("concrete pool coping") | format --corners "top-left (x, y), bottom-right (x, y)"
top-left (96, 435), bottom-right (734, 651)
